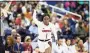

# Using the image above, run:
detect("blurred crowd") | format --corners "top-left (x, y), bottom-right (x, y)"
top-left (0, 1), bottom-right (89, 53)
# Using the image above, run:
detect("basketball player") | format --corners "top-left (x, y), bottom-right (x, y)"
top-left (33, 9), bottom-right (57, 53)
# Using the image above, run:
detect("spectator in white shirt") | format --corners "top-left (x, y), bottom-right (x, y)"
top-left (75, 39), bottom-right (88, 53)
top-left (52, 38), bottom-right (65, 53)
top-left (33, 47), bottom-right (40, 53)
top-left (21, 2), bottom-right (26, 14)
top-left (70, 39), bottom-right (78, 53)
top-left (64, 39), bottom-right (74, 53)
top-left (84, 37), bottom-right (90, 53)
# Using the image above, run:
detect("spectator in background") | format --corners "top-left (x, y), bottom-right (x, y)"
top-left (75, 39), bottom-right (87, 53)
top-left (74, 37), bottom-right (81, 45)
top-left (0, 36), bottom-right (5, 53)
top-left (64, 1), bottom-right (70, 11)
top-left (11, 29), bottom-right (20, 41)
top-left (82, 21), bottom-right (89, 36)
top-left (9, 18), bottom-right (16, 29)
top-left (14, 36), bottom-right (24, 53)
top-left (80, 11), bottom-right (87, 21)
top-left (67, 14), bottom-right (77, 37)
top-left (21, 2), bottom-right (26, 14)
top-left (55, 2), bottom-right (64, 8)
top-left (24, 8), bottom-right (32, 21)
top-left (5, 36), bottom-right (14, 53)
top-left (62, 19), bottom-right (72, 39)
top-left (4, 28), bottom-right (12, 40)
top-left (52, 38), bottom-right (65, 53)
top-left (70, 38), bottom-right (78, 53)
top-left (15, 14), bottom-right (22, 27)
top-left (76, 21), bottom-right (87, 41)
top-left (10, 5), bottom-right (17, 18)
top-left (26, 2), bottom-right (32, 12)
top-left (8, 5), bottom-right (17, 28)
top-left (50, 13), bottom-right (57, 24)
top-left (9, 4), bottom-right (17, 19)
top-left (58, 19), bottom-right (64, 31)
top-left (83, 4), bottom-right (89, 20)
top-left (75, 3), bottom-right (82, 13)
top-left (70, 2), bottom-right (76, 12)
top-left (16, 3), bottom-right (22, 14)
top-left (21, 13), bottom-right (30, 27)
top-left (33, 47), bottom-right (40, 53)
top-left (23, 36), bottom-right (33, 53)
top-left (17, 21), bottom-right (30, 42)
top-left (64, 39), bottom-right (74, 53)
top-left (29, 20), bottom-right (38, 40)
top-left (84, 37), bottom-right (90, 53)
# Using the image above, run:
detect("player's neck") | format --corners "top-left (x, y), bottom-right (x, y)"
top-left (45, 24), bottom-right (49, 26)
top-left (44, 23), bottom-right (49, 26)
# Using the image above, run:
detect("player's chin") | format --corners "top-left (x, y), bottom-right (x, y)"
top-left (45, 23), bottom-right (49, 25)
top-left (43, 21), bottom-right (49, 25)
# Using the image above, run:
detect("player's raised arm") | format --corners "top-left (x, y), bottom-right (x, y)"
top-left (32, 9), bottom-right (41, 26)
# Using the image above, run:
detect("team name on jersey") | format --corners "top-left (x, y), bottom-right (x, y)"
top-left (42, 30), bottom-right (51, 32)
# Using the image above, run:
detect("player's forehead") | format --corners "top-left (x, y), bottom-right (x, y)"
top-left (43, 16), bottom-right (50, 19)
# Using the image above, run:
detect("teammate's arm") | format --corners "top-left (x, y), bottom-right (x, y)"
top-left (52, 24), bottom-right (57, 41)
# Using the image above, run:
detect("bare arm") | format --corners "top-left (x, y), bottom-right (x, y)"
top-left (32, 10), bottom-right (41, 26)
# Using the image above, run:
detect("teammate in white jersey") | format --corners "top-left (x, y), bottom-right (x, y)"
top-left (33, 10), bottom-right (57, 53)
